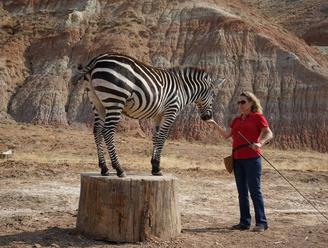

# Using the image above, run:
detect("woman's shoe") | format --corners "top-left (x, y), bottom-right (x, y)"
top-left (252, 225), bottom-right (268, 232)
top-left (231, 224), bottom-right (250, 230)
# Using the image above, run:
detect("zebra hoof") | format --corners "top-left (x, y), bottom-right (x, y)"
top-left (101, 167), bottom-right (110, 176)
top-left (101, 170), bottom-right (110, 176)
top-left (117, 171), bottom-right (126, 178)
top-left (151, 170), bottom-right (163, 176)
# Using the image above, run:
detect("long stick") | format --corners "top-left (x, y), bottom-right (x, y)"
top-left (237, 131), bottom-right (328, 223)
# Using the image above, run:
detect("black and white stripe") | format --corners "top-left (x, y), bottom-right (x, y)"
top-left (78, 53), bottom-right (221, 177)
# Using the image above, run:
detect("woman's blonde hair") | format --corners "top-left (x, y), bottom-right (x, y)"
top-left (240, 91), bottom-right (263, 114)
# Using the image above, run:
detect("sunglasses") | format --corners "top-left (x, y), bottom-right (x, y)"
top-left (237, 100), bottom-right (247, 105)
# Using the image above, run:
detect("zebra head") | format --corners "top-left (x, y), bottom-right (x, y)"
top-left (196, 75), bottom-right (225, 122)
top-left (195, 73), bottom-right (215, 121)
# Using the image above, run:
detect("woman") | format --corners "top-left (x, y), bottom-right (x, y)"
top-left (214, 91), bottom-right (273, 232)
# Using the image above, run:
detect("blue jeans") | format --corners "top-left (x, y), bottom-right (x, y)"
top-left (234, 157), bottom-right (268, 227)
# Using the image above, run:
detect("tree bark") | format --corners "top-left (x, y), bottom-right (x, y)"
top-left (76, 173), bottom-right (181, 242)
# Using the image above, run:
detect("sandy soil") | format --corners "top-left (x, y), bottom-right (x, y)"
top-left (0, 122), bottom-right (327, 248)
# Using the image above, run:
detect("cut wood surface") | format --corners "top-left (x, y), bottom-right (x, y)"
top-left (76, 173), bottom-right (181, 242)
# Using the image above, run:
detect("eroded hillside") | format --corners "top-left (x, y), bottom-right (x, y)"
top-left (0, 0), bottom-right (328, 151)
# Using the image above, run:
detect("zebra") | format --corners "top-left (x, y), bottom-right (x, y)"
top-left (74, 53), bottom-right (224, 177)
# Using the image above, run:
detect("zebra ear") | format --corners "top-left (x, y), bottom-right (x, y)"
top-left (212, 78), bottom-right (226, 95)
top-left (216, 78), bottom-right (226, 87)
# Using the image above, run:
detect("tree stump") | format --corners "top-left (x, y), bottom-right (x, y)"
top-left (76, 173), bottom-right (181, 242)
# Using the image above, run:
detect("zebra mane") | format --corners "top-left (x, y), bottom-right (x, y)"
top-left (83, 53), bottom-right (209, 77)
top-left (168, 66), bottom-right (209, 81)
top-left (169, 66), bottom-right (206, 73)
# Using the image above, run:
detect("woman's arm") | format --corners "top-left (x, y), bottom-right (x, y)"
top-left (251, 127), bottom-right (273, 150)
top-left (207, 120), bottom-right (232, 139)
top-left (259, 127), bottom-right (273, 145)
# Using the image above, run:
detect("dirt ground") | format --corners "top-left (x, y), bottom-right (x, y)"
top-left (0, 121), bottom-right (327, 248)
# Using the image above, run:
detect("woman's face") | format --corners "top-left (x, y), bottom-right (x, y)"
top-left (237, 96), bottom-right (252, 114)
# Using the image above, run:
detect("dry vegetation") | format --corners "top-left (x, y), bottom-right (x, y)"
top-left (0, 120), bottom-right (327, 247)
top-left (1, 121), bottom-right (327, 172)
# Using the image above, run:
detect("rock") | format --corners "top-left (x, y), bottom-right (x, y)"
top-left (50, 244), bottom-right (60, 248)
top-left (0, 149), bottom-right (13, 159)
top-left (302, 23), bottom-right (328, 46)
top-left (240, 0), bottom-right (328, 46)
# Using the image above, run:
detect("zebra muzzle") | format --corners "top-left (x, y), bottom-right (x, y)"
top-left (201, 113), bottom-right (212, 121)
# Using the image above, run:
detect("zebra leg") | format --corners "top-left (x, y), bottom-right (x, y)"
top-left (102, 110), bottom-right (126, 178)
top-left (93, 117), bottom-right (109, 176)
top-left (151, 115), bottom-right (162, 175)
top-left (151, 113), bottom-right (177, 176)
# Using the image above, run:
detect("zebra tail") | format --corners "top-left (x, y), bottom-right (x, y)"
top-left (71, 64), bottom-right (91, 85)
top-left (71, 53), bottom-right (108, 85)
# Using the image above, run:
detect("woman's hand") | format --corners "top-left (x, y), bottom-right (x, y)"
top-left (250, 142), bottom-right (262, 151)
top-left (206, 119), bottom-right (231, 139)
top-left (206, 119), bottom-right (220, 127)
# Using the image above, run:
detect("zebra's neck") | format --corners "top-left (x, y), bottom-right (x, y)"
top-left (172, 67), bottom-right (207, 105)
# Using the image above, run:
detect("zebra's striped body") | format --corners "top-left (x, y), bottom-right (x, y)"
top-left (78, 53), bottom-right (221, 177)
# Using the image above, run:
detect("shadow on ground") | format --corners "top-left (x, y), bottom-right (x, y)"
top-left (0, 227), bottom-right (123, 247)
top-left (182, 227), bottom-right (233, 234)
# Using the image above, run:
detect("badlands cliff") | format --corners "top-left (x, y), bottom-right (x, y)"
top-left (0, 0), bottom-right (328, 152)
top-left (240, 0), bottom-right (328, 46)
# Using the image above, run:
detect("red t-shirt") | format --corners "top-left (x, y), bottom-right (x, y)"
top-left (230, 112), bottom-right (269, 159)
